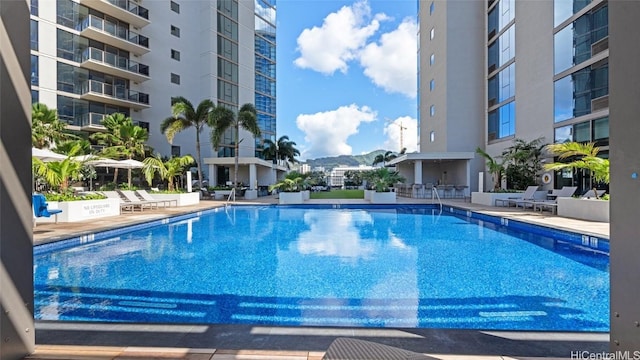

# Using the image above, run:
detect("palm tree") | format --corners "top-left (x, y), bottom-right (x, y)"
top-left (209, 103), bottom-right (261, 190)
top-left (160, 97), bottom-right (213, 189)
top-left (476, 147), bottom-right (504, 191)
top-left (372, 150), bottom-right (397, 167)
top-left (501, 137), bottom-right (546, 190)
top-left (32, 143), bottom-right (84, 193)
top-left (31, 103), bottom-right (72, 149)
top-left (142, 154), bottom-right (195, 191)
top-left (263, 135), bottom-right (300, 164)
top-left (544, 142), bottom-right (609, 190)
top-left (91, 113), bottom-right (149, 187)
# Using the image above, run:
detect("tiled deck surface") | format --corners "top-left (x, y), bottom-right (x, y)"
top-left (28, 195), bottom-right (610, 359)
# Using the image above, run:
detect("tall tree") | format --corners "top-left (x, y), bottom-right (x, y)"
top-left (209, 103), bottom-right (261, 190)
top-left (476, 147), bottom-right (504, 191)
top-left (31, 103), bottom-right (71, 149)
top-left (372, 150), bottom-right (397, 167)
top-left (160, 97), bottom-right (213, 189)
top-left (501, 137), bottom-right (546, 190)
top-left (263, 135), bottom-right (300, 164)
top-left (91, 113), bottom-right (148, 187)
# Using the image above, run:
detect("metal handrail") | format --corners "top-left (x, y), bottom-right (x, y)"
top-left (225, 188), bottom-right (236, 207)
top-left (432, 186), bottom-right (443, 214)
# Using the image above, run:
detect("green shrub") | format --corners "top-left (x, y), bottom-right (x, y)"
top-left (45, 193), bottom-right (106, 202)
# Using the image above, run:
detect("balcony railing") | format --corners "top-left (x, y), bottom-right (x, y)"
top-left (78, 14), bottom-right (149, 53)
top-left (81, 47), bottom-right (150, 79)
top-left (79, 112), bottom-right (107, 130)
top-left (106, 0), bottom-right (149, 20)
top-left (81, 79), bottom-right (149, 106)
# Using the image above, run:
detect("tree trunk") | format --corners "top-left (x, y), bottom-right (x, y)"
top-left (113, 168), bottom-right (119, 185)
top-left (195, 128), bottom-right (203, 189)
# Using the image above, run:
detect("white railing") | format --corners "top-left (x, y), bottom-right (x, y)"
top-left (432, 186), bottom-right (443, 214)
top-left (225, 188), bottom-right (236, 207)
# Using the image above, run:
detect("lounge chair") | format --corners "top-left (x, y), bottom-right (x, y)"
top-left (136, 189), bottom-right (176, 207)
top-left (322, 338), bottom-right (432, 360)
top-left (33, 193), bottom-right (62, 226)
top-left (101, 191), bottom-right (141, 212)
top-left (523, 186), bottom-right (578, 214)
top-left (581, 189), bottom-right (606, 199)
top-left (119, 190), bottom-right (159, 211)
top-left (495, 185), bottom-right (539, 207)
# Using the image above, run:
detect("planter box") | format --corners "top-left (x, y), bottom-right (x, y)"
top-left (35, 198), bottom-right (121, 223)
top-left (557, 197), bottom-right (609, 222)
top-left (302, 190), bottom-right (310, 200)
top-left (370, 191), bottom-right (396, 204)
top-left (151, 192), bottom-right (200, 206)
top-left (364, 189), bottom-right (374, 201)
top-left (213, 189), bottom-right (233, 200)
top-left (279, 191), bottom-right (304, 204)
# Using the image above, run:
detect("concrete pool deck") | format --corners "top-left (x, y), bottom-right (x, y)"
top-left (28, 196), bottom-right (610, 359)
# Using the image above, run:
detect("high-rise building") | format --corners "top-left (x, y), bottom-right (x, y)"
top-left (392, 0), bottom-right (609, 195)
top-left (30, 0), bottom-right (280, 194)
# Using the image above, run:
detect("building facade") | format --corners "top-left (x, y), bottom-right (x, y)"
top-left (30, 0), bottom-right (278, 191)
top-left (401, 0), bottom-right (610, 194)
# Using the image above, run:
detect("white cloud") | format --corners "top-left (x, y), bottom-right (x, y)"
top-left (383, 116), bottom-right (418, 153)
top-left (359, 18), bottom-right (418, 98)
top-left (294, 0), bottom-right (386, 75)
top-left (296, 104), bottom-right (377, 159)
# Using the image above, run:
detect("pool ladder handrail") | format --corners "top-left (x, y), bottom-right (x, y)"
top-left (432, 186), bottom-right (443, 214)
top-left (225, 188), bottom-right (236, 208)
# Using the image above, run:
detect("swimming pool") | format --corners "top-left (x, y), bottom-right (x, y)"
top-left (34, 205), bottom-right (609, 331)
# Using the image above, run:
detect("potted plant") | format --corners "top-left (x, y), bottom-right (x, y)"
top-left (269, 173), bottom-right (306, 204)
top-left (369, 168), bottom-right (404, 203)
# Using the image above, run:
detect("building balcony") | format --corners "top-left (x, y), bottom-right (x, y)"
top-left (78, 112), bottom-right (108, 132)
top-left (80, 47), bottom-right (150, 83)
top-left (79, 0), bottom-right (150, 29)
top-left (78, 15), bottom-right (149, 56)
top-left (80, 80), bottom-right (150, 110)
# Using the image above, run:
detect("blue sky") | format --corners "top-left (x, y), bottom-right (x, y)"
top-left (276, 0), bottom-right (418, 160)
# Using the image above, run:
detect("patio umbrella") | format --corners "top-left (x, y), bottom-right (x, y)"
top-left (32, 147), bottom-right (67, 162)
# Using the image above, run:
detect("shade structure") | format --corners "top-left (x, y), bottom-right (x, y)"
top-left (31, 147), bottom-right (67, 162)
top-left (88, 158), bottom-right (145, 187)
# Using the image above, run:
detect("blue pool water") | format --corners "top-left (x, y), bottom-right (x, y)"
top-left (34, 205), bottom-right (609, 331)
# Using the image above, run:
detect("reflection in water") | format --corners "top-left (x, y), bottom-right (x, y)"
top-left (296, 210), bottom-right (376, 259)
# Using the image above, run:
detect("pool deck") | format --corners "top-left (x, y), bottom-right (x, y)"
top-left (28, 196), bottom-right (610, 359)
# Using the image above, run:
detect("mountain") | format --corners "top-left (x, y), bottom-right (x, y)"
top-left (303, 150), bottom-right (388, 171)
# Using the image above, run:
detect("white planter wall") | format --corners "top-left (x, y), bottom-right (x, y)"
top-left (471, 192), bottom-right (521, 206)
top-left (279, 192), bottom-right (304, 204)
top-left (364, 190), bottom-right (374, 201)
top-left (370, 191), bottom-right (396, 204)
top-left (151, 192), bottom-right (200, 206)
top-left (557, 198), bottom-right (609, 222)
top-left (35, 198), bottom-right (121, 223)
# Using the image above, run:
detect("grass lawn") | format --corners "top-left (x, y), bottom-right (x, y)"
top-left (310, 189), bottom-right (364, 199)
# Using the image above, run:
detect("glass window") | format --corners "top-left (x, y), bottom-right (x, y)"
top-left (554, 0), bottom-right (593, 27)
top-left (430, 105), bottom-right (435, 117)
top-left (487, 25), bottom-right (515, 73)
top-left (430, 27), bottom-right (434, 40)
top-left (171, 73), bottom-right (180, 84)
top-left (218, 13), bottom-right (238, 41)
top-left (171, 25), bottom-right (180, 37)
top-left (218, 79), bottom-right (238, 104)
top-left (31, 0), bottom-right (38, 16)
top-left (32, 90), bottom-right (39, 104)
top-left (488, 62), bottom-right (515, 107)
top-left (488, 101), bottom-right (515, 140)
top-left (554, 4), bottom-right (608, 74)
top-left (429, 79), bottom-right (435, 91)
top-left (430, 131), bottom-right (435, 142)
top-left (430, 53), bottom-right (435, 66)
top-left (554, 125), bottom-right (572, 143)
top-left (592, 117), bottom-right (609, 146)
top-left (255, 55), bottom-right (276, 78)
top-left (57, 95), bottom-right (88, 125)
top-left (171, 49), bottom-right (180, 61)
top-left (57, 62), bottom-right (88, 94)
top-left (574, 121), bottom-right (590, 142)
top-left (218, 36), bottom-right (239, 62)
top-left (554, 61), bottom-right (608, 122)
top-left (217, 0), bottom-right (238, 20)
top-left (255, 0), bottom-right (275, 24)
top-left (488, 0), bottom-right (515, 39)
top-left (218, 58), bottom-right (238, 82)
top-left (31, 55), bottom-right (38, 86)
top-left (170, 1), bottom-right (180, 13)
top-left (430, 2), bottom-right (434, 15)
top-left (30, 20), bottom-right (38, 51)
top-left (171, 145), bottom-right (181, 157)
